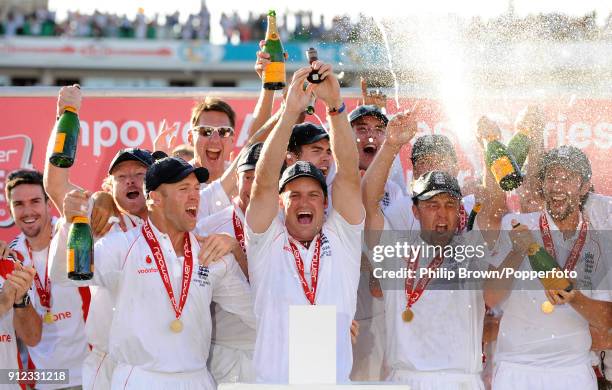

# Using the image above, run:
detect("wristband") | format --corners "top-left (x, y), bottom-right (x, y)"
top-left (13, 294), bottom-right (30, 309)
top-left (327, 101), bottom-right (346, 116)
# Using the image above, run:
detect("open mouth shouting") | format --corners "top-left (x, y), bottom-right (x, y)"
top-left (185, 205), bottom-right (198, 220)
top-left (434, 223), bottom-right (448, 233)
top-left (362, 143), bottom-right (378, 156)
top-left (297, 210), bottom-right (314, 225)
top-left (205, 148), bottom-right (222, 161)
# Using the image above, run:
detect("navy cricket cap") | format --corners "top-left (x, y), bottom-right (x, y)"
top-left (288, 122), bottom-right (329, 153)
top-left (411, 134), bottom-right (457, 165)
top-left (348, 104), bottom-right (389, 126)
top-left (538, 145), bottom-right (592, 182)
top-left (279, 161), bottom-right (327, 197)
top-left (108, 148), bottom-right (154, 174)
top-left (412, 171), bottom-right (462, 202)
top-left (237, 142), bottom-right (263, 173)
top-left (145, 153), bottom-right (209, 194)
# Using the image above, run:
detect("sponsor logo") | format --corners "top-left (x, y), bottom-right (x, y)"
top-left (0, 135), bottom-right (33, 228)
top-left (0, 334), bottom-right (12, 342)
top-left (137, 268), bottom-right (158, 274)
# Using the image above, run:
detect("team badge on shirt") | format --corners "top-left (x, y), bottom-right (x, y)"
top-left (194, 265), bottom-right (210, 287)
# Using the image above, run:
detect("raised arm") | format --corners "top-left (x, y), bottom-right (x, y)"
top-left (246, 67), bottom-right (314, 233)
top-left (362, 111), bottom-right (417, 231)
top-left (44, 85), bottom-right (83, 212)
top-left (311, 61), bottom-right (363, 224)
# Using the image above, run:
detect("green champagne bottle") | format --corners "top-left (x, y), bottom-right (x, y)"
top-left (485, 136), bottom-right (523, 191)
top-left (305, 93), bottom-right (316, 115)
top-left (507, 129), bottom-right (530, 170)
top-left (467, 202), bottom-right (481, 231)
top-left (49, 106), bottom-right (80, 168)
top-left (262, 10), bottom-right (286, 90)
top-left (527, 243), bottom-right (573, 292)
top-left (67, 216), bottom-right (94, 281)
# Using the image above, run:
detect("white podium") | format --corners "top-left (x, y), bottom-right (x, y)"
top-left (219, 385), bottom-right (410, 390)
top-left (221, 306), bottom-right (412, 389)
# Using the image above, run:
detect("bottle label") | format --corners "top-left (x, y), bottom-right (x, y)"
top-left (490, 156), bottom-right (514, 183)
top-left (67, 248), bottom-right (75, 272)
top-left (53, 133), bottom-right (66, 153)
top-left (540, 273), bottom-right (571, 290)
top-left (263, 62), bottom-right (286, 84)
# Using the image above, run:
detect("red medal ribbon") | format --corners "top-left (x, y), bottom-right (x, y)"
top-left (457, 204), bottom-right (467, 232)
top-left (141, 220), bottom-right (193, 321)
top-left (289, 236), bottom-right (322, 305)
top-left (25, 240), bottom-right (51, 310)
top-left (232, 210), bottom-right (246, 255)
top-left (405, 254), bottom-right (444, 308)
top-left (538, 213), bottom-right (588, 272)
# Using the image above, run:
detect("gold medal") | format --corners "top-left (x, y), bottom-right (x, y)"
top-left (44, 311), bottom-right (54, 324)
top-left (170, 319), bottom-right (183, 333)
top-left (541, 300), bottom-right (554, 314)
top-left (402, 308), bottom-right (414, 323)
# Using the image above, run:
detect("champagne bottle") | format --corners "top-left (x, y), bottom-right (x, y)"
top-left (305, 93), bottom-right (316, 115)
top-left (67, 216), bottom-right (94, 280)
top-left (485, 136), bottom-right (523, 191)
top-left (306, 47), bottom-right (323, 84)
top-left (262, 10), bottom-right (286, 90)
top-left (527, 243), bottom-right (573, 292)
top-left (467, 202), bottom-right (481, 231)
top-left (507, 129), bottom-right (530, 170)
top-left (49, 106), bottom-right (80, 168)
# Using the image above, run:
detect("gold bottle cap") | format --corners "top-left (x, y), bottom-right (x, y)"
top-left (64, 106), bottom-right (78, 114)
top-left (541, 300), bottom-right (554, 314)
top-left (527, 243), bottom-right (540, 256)
top-left (73, 216), bottom-right (89, 224)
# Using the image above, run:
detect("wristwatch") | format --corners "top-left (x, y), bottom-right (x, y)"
top-left (13, 294), bottom-right (31, 309)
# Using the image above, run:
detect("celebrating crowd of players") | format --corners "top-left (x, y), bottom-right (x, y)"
top-left (0, 47), bottom-right (611, 390)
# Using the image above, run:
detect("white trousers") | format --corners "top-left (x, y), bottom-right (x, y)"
top-left (208, 343), bottom-right (255, 384)
top-left (350, 313), bottom-right (387, 381)
top-left (492, 361), bottom-right (597, 390)
top-left (111, 364), bottom-right (214, 390)
top-left (388, 369), bottom-right (484, 390)
top-left (82, 348), bottom-right (116, 390)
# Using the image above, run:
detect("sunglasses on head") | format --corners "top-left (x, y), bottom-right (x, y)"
top-left (191, 125), bottom-right (234, 138)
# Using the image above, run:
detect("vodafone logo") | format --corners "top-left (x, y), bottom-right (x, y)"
top-left (0, 135), bottom-right (33, 228)
top-left (137, 268), bottom-right (158, 274)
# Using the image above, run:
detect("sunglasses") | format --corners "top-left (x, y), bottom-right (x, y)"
top-left (191, 125), bottom-right (234, 138)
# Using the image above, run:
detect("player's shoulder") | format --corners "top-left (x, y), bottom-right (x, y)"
top-left (197, 205), bottom-right (233, 233)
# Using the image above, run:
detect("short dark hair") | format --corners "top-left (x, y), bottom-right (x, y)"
top-left (190, 97), bottom-right (236, 129)
top-left (5, 169), bottom-right (48, 202)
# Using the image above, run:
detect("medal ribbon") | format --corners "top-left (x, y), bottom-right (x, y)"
top-left (25, 240), bottom-right (51, 310)
top-left (289, 236), bottom-right (322, 305)
top-left (538, 213), bottom-right (587, 272)
top-left (404, 254), bottom-right (444, 309)
top-left (457, 204), bottom-right (467, 232)
top-left (142, 220), bottom-right (193, 321)
top-left (232, 210), bottom-right (246, 255)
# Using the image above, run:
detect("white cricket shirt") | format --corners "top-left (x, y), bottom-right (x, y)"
top-left (489, 211), bottom-right (612, 368)
top-left (245, 208), bottom-right (364, 383)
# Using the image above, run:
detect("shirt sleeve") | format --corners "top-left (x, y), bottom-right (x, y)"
top-left (486, 214), bottom-right (518, 268)
top-left (197, 180), bottom-right (231, 221)
top-left (212, 255), bottom-right (256, 329)
top-left (325, 208), bottom-right (364, 269)
top-left (92, 231), bottom-right (134, 294)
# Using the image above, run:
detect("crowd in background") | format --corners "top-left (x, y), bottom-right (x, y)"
top-left (0, 5), bottom-right (611, 43)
